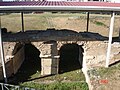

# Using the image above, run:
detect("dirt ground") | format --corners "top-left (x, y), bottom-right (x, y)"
top-left (1, 13), bottom-right (120, 37)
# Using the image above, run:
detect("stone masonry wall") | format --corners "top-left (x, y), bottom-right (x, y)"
top-left (84, 41), bottom-right (120, 68)
top-left (0, 40), bottom-right (120, 79)
top-left (13, 46), bottom-right (25, 74)
top-left (32, 41), bottom-right (59, 75)
top-left (32, 41), bottom-right (85, 75)
top-left (0, 42), bottom-right (16, 80)
top-left (0, 42), bottom-right (25, 80)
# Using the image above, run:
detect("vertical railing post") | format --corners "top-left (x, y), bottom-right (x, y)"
top-left (21, 12), bottom-right (24, 32)
top-left (105, 12), bottom-right (115, 67)
top-left (1, 83), bottom-right (4, 90)
top-left (0, 15), bottom-right (7, 83)
top-left (119, 28), bottom-right (120, 39)
top-left (86, 12), bottom-right (89, 32)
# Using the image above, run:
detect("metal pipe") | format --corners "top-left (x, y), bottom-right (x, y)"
top-left (1, 83), bottom-right (4, 90)
top-left (86, 12), bottom-right (89, 32)
top-left (21, 12), bottom-right (24, 32)
top-left (119, 28), bottom-right (120, 39)
top-left (0, 16), bottom-right (7, 83)
top-left (105, 12), bottom-right (115, 67)
top-left (0, 6), bottom-right (120, 13)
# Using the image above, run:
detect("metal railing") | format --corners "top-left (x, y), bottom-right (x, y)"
top-left (0, 83), bottom-right (36, 90)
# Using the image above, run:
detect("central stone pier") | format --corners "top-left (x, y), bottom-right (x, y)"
top-left (40, 41), bottom-right (59, 76)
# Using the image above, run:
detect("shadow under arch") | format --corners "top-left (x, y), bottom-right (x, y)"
top-left (9, 43), bottom-right (41, 84)
top-left (24, 43), bottom-right (41, 72)
top-left (59, 43), bottom-right (83, 74)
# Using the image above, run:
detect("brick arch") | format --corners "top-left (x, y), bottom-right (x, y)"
top-left (32, 41), bottom-right (59, 75)
top-left (57, 41), bottom-right (78, 51)
top-left (31, 40), bottom-right (84, 75)
top-left (58, 42), bottom-right (84, 73)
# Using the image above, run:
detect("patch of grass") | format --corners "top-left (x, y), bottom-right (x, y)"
top-left (34, 70), bottom-right (86, 82)
top-left (19, 69), bottom-right (87, 90)
top-left (95, 21), bottom-right (105, 26)
top-left (21, 82), bottom-right (88, 90)
top-left (97, 62), bottom-right (120, 77)
top-left (90, 20), bottom-right (107, 27)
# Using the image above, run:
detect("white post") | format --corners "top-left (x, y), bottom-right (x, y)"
top-left (119, 28), bottom-right (120, 39)
top-left (105, 12), bottom-right (115, 68)
top-left (84, 0), bottom-right (88, 2)
top-left (111, 0), bottom-right (115, 3)
top-left (104, 0), bottom-right (107, 2)
top-left (0, 16), bottom-right (7, 83)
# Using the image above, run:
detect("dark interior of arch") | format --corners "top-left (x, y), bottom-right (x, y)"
top-left (59, 43), bottom-right (83, 74)
top-left (10, 43), bottom-right (41, 84)
top-left (24, 43), bottom-right (41, 72)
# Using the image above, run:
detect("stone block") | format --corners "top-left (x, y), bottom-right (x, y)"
top-left (41, 66), bottom-right (51, 76)
top-left (41, 58), bottom-right (52, 67)
top-left (41, 57), bottom-right (59, 76)
top-left (40, 44), bottom-right (52, 55)
top-left (51, 58), bottom-right (59, 66)
top-left (51, 66), bottom-right (58, 75)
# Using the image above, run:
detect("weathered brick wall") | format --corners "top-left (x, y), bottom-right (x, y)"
top-left (0, 42), bottom-right (16, 80)
top-left (5, 59), bottom-right (14, 78)
top-left (0, 42), bottom-right (25, 80)
top-left (32, 41), bottom-right (85, 75)
top-left (0, 60), bottom-right (14, 80)
top-left (13, 46), bottom-right (25, 74)
top-left (33, 41), bottom-right (59, 75)
top-left (0, 40), bottom-right (120, 79)
top-left (84, 41), bottom-right (120, 68)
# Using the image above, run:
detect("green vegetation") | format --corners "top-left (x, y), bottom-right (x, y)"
top-left (94, 21), bottom-right (106, 26)
top-left (21, 82), bottom-right (88, 90)
top-left (97, 62), bottom-right (120, 78)
top-left (10, 69), bottom-right (88, 90)
top-left (90, 19), bottom-right (107, 27)
top-left (31, 70), bottom-right (86, 82)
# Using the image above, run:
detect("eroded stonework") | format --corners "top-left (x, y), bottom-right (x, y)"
top-left (0, 31), bottom-right (120, 80)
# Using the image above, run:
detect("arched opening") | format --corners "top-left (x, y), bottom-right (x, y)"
top-left (59, 43), bottom-right (83, 74)
top-left (11, 43), bottom-right (41, 83)
top-left (24, 43), bottom-right (41, 73)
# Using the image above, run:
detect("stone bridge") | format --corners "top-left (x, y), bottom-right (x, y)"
top-left (0, 29), bottom-right (120, 81)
